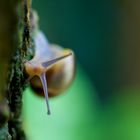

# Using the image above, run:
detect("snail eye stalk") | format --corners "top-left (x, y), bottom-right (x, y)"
top-left (39, 73), bottom-right (50, 115)
top-left (42, 52), bottom-right (72, 68)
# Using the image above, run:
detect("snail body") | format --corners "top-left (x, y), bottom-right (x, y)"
top-left (24, 30), bottom-right (75, 115)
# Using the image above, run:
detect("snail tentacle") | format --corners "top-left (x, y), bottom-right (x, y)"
top-left (42, 52), bottom-right (72, 68)
top-left (40, 73), bottom-right (51, 115)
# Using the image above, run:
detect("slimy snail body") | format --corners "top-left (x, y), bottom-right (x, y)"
top-left (24, 11), bottom-right (75, 115)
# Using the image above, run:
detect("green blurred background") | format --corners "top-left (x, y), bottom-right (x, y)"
top-left (23, 0), bottom-right (140, 140)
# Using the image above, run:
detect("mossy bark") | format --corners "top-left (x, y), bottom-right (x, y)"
top-left (0, 0), bottom-right (34, 139)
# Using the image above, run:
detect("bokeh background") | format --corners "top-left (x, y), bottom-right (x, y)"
top-left (23, 0), bottom-right (140, 140)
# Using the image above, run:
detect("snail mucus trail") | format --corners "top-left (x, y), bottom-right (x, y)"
top-left (24, 11), bottom-right (75, 115)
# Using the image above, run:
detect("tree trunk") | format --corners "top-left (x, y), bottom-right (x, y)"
top-left (0, 0), bottom-right (33, 139)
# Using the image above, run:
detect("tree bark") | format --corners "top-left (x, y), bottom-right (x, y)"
top-left (0, 0), bottom-right (33, 139)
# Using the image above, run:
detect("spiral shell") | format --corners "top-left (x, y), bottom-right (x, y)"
top-left (30, 44), bottom-right (75, 97)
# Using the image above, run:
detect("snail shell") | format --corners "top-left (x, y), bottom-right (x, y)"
top-left (30, 44), bottom-right (75, 97)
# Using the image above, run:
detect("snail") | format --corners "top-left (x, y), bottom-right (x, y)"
top-left (24, 12), bottom-right (75, 115)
